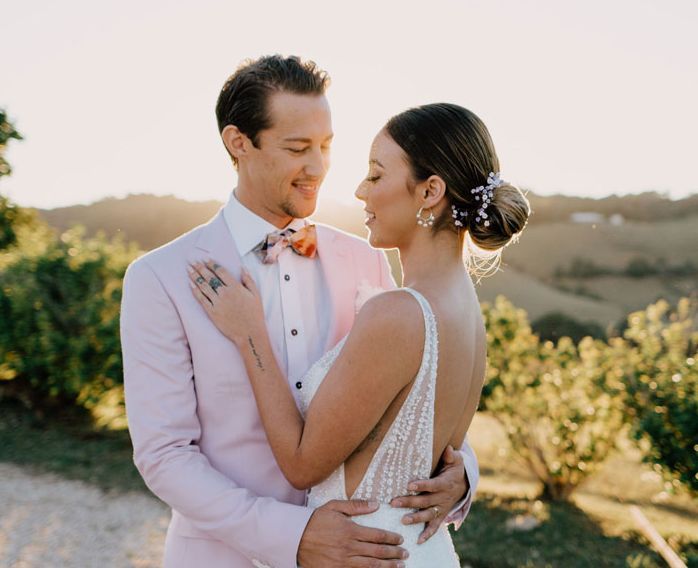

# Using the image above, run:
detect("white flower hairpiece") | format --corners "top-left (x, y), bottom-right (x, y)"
top-left (451, 204), bottom-right (467, 227)
top-left (471, 171), bottom-right (505, 227)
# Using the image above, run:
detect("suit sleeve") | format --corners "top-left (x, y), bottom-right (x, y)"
top-left (120, 259), bottom-right (312, 568)
top-left (444, 436), bottom-right (479, 529)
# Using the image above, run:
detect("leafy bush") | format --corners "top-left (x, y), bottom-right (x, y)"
top-left (0, 195), bottom-right (29, 250)
top-left (482, 296), bottom-right (626, 501)
top-left (624, 257), bottom-right (659, 278)
top-left (0, 225), bottom-right (137, 424)
top-left (613, 298), bottom-right (698, 494)
top-left (532, 311), bottom-right (606, 343)
top-left (559, 257), bottom-right (613, 278)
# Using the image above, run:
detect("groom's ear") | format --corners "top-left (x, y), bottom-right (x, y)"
top-left (221, 124), bottom-right (250, 162)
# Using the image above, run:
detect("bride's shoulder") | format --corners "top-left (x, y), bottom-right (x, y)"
top-left (344, 289), bottom-right (425, 380)
top-left (352, 289), bottom-right (424, 339)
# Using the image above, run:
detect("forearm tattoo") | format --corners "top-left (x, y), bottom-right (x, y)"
top-left (248, 337), bottom-right (265, 371)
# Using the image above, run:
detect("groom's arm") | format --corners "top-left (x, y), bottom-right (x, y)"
top-left (121, 258), bottom-right (312, 568)
top-left (445, 436), bottom-right (479, 527)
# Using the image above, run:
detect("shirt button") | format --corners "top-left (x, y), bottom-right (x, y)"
top-left (291, 329), bottom-right (298, 336)
top-left (295, 381), bottom-right (303, 390)
top-left (284, 274), bottom-right (291, 281)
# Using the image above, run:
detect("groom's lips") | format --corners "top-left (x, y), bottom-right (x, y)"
top-left (292, 182), bottom-right (319, 198)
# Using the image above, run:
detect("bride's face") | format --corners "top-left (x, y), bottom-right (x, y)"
top-left (355, 130), bottom-right (420, 249)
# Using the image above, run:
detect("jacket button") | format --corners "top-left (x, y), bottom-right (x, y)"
top-left (284, 274), bottom-right (291, 281)
top-left (295, 381), bottom-right (303, 389)
top-left (291, 329), bottom-right (298, 336)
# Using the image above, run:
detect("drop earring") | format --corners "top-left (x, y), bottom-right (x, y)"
top-left (416, 207), bottom-right (434, 228)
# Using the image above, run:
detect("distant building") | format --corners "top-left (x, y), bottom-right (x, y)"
top-left (609, 213), bottom-right (625, 226)
top-left (570, 212), bottom-right (604, 224)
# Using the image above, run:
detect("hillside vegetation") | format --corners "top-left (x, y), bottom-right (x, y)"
top-left (36, 192), bottom-right (698, 330)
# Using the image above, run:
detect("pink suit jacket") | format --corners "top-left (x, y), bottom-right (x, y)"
top-left (120, 210), bottom-right (477, 568)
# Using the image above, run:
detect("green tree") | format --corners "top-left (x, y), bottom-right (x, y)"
top-left (1, 109), bottom-right (28, 250)
top-left (482, 296), bottom-right (626, 501)
top-left (0, 109), bottom-right (23, 178)
top-left (614, 298), bottom-right (698, 494)
top-left (0, 227), bottom-right (138, 425)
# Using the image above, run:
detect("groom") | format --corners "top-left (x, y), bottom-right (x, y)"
top-left (121, 55), bottom-right (478, 568)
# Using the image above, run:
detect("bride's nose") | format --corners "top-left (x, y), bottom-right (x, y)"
top-left (355, 182), bottom-right (367, 202)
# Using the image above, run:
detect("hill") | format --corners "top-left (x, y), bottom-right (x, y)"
top-left (475, 265), bottom-right (625, 326)
top-left (526, 191), bottom-right (698, 224)
top-left (35, 192), bottom-right (698, 329)
top-left (504, 215), bottom-right (698, 280)
top-left (37, 194), bottom-right (222, 251)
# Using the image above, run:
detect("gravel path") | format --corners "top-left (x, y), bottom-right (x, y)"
top-left (0, 463), bottom-right (169, 567)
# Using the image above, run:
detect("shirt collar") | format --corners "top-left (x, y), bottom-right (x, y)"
top-left (223, 190), bottom-right (308, 257)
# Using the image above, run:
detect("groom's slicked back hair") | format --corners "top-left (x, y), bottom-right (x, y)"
top-left (216, 55), bottom-right (330, 163)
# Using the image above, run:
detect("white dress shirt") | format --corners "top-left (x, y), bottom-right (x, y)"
top-left (223, 191), bottom-right (331, 399)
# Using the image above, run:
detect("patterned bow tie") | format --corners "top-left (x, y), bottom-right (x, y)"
top-left (254, 224), bottom-right (318, 264)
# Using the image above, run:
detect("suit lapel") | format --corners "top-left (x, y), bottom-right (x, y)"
top-left (194, 217), bottom-right (356, 353)
top-left (316, 225), bottom-right (356, 352)
top-left (192, 210), bottom-right (243, 280)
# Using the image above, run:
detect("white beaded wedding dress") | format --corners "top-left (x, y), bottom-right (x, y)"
top-left (298, 288), bottom-right (460, 567)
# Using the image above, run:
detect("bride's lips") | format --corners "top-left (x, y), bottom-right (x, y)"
top-left (364, 209), bottom-right (376, 225)
top-left (292, 181), bottom-right (319, 198)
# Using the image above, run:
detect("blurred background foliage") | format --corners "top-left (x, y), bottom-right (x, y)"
top-left (0, 105), bottom-right (696, 495)
top-left (1, 107), bottom-right (696, 565)
top-left (482, 296), bottom-right (697, 500)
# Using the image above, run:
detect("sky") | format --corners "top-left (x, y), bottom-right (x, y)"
top-left (3, 0), bottom-right (698, 209)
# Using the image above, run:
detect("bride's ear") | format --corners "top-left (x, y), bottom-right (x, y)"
top-left (419, 175), bottom-right (447, 209)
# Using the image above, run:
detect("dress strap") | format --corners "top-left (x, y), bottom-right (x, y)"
top-left (401, 287), bottom-right (437, 343)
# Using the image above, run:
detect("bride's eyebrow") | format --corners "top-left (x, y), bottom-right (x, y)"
top-left (369, 159), bottom-right (384, 168)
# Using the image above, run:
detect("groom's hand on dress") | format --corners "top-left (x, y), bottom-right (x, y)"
top-left (298, 499), bottom-right (408, 568)
top-left (390, 445), bottom-right (467, 544)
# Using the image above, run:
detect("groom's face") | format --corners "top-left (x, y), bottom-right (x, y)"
top-left (243, 91), bottom-right (333, 221)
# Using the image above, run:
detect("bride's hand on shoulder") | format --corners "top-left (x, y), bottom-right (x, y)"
top-left (188, 260), bottom-right (265, 345)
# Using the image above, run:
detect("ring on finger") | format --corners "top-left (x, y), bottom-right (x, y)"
top-left (209, 276), bottom-right (223, 292)
top-left (195, 275), bottom-right (205, 285)
top-left (432, 506), bottom-right (440, 519)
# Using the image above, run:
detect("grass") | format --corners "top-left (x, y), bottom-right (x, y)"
top-left (0, 399), bottom-right (145, 493)
top-left (459, 414), bottom-right (698, 567)
top-left (1, 401), bottom-right (696, 566)
top-left (451, 495), bottom-right (665, 567)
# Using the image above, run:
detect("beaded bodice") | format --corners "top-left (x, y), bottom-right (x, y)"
top-left (298, 288), bottom-right (438, 505)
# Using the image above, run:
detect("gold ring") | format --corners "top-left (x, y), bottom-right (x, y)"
top-left (432, 506), bottom-right (440, 518)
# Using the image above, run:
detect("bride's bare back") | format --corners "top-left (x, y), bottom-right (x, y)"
top-left (343, 275), bottom-right (486, 498)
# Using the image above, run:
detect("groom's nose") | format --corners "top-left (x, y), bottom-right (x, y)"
top-left (303, 147), bottom-right (328, 178)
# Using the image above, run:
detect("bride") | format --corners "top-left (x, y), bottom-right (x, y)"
top-left (189, 103), bottom-right (529, 565)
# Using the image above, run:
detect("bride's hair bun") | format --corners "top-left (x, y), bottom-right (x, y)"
top-left (466, 181), bottom-right (529, 251)
top-left (385, 103), bottom-right (530, 264)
